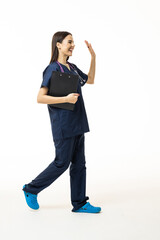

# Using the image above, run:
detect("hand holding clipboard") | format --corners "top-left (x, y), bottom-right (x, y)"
top-left (66, 93), bottom-right (80, 104)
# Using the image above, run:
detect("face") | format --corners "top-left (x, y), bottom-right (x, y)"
top-left (57, 34), bottom-right (75, 57)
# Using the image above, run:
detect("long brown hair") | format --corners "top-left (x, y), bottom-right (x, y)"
top-left (49, 31), bottom-right (72, 64)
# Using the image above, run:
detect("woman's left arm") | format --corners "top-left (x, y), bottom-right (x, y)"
top-left (84, 40), bottom-right (96, 84)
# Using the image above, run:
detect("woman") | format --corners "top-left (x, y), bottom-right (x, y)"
top-left (22, 31), bottom-right (101, 213)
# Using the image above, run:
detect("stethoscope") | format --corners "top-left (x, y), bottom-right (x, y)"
top-left (56, 60), bottom-right (86, 86)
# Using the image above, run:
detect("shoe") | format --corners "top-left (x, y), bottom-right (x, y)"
top-left (22, 185), bottom-right (39, 210)
top-left (73, 202), bottom-right (101, 213)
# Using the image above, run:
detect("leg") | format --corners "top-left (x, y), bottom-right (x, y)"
top-left (23, 136), bottom-right (77, 195)
top-left (69, 134), bottom-right (89, 211)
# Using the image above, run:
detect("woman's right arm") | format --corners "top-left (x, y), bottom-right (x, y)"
top-left (37, 87), bottom-right (79, 104)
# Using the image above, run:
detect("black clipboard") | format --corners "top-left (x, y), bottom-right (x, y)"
top-left (48, 71), bottom-right (79, 111)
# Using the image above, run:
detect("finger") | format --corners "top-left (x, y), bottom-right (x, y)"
top-left (84, 40), bottom-right (90, 48)
top-left (88, 43), bottom-right (92, 49)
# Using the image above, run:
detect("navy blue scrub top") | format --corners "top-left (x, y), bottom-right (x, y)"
top-left (40, 61), bottom-right (90, 140)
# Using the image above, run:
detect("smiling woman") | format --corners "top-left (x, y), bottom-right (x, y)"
top-left (22, 31), bottom-right (101, 214)
top-left (49, 31), bottom-right (75, 64)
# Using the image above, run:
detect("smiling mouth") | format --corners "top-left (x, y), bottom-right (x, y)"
top-left (69, 48), bottom-right (74, 52)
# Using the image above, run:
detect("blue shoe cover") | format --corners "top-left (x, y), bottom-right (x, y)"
top-left (73, 202), bottom-right (101, 213)
top-left (22, 185), bottom-right (39, 210)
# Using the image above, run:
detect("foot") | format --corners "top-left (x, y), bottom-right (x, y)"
top-left (73, 202), bottom-right (101, 213)
top-left (22, 185), bottom-right (39, 210)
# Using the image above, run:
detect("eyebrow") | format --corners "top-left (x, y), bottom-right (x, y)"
top-left (68, 40), bottom-right (74, 42)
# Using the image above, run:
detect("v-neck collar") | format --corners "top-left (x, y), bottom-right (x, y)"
top-left (57, 62), bottom-right (72, 72)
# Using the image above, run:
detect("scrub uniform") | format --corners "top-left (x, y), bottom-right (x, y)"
top-left (23, 61), bottom-right (90, 211)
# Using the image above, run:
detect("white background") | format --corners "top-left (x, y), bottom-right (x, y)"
top-left (0, 0), bottom-right (160, 239)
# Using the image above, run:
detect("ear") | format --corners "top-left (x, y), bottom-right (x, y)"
top-left (56, 42), bottom-right (61, 49)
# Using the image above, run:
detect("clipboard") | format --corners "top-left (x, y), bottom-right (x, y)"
top-left (48, 71), bottom-right (79, 111)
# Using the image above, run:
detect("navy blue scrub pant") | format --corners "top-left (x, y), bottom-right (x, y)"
top-left (22, 133), bottom-right (89, 211)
